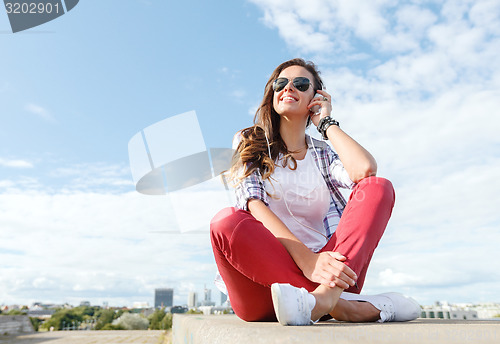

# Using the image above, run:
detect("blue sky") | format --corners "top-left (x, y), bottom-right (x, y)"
top-left (1, 0), bottom-right (499, 308)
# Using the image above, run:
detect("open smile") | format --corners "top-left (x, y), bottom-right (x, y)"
top-left (280, 95), bottom-right (298, 102)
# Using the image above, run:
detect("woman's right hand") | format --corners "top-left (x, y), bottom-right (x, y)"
top-left (302, 251), bottom-right (358, 289)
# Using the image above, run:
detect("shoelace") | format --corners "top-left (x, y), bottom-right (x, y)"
top-left (298, 288), bottom-right (310, 316)
top-left (378, 299), bottom-right (395, 322)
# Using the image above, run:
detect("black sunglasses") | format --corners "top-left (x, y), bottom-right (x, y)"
top-left (272, 77), bottom-right (312, 92)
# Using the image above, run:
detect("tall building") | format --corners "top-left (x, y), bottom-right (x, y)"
top-left (188, 292), bottom-right (198, 308)
top-left (204, 287), bottom-right (211, 304)
top-left (201, 286), bottom-right (215, 306)
top-left (154, 288), bottom-right (173, 309)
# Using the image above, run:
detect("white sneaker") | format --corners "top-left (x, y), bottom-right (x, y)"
top-left (340, 291), bottom-right (420, 322)
top-left (271, 283), bottom-right (316, 326)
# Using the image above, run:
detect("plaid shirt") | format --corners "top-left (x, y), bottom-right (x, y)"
top-left (235, 134), bottom-right (355, 239)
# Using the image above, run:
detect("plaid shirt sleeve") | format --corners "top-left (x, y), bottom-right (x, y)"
top-left (231, 131), bottom-right (269, 210)
top-left (326, 146), bottom-right (356, 190)
top-left (234, 168), bottom-right (269, 211)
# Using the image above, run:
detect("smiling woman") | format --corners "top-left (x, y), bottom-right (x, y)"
top-left (209, 58), bottom-right (420, 326)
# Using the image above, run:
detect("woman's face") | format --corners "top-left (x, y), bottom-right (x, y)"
top-left (272, 65), bottom-right (316, 119)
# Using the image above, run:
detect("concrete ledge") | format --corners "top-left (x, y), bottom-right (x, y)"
top-left (172, 314), bottom-right (500, 344)
top-left (0, 316), bottom-right (34, 336)
top-left (0, 330), bottom-right (166, 344)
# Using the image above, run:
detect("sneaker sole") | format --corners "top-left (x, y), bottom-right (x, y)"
top-left (271, 283), bottom-right (286, 325)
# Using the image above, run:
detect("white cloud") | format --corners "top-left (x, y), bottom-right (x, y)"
top-left (395, 5), bottom-right (438, 34)
top-left (50, 162), bottom-right (134, 191)
top-left (0, 158), bottom-right (33, 168)
top-left (0, 180), bottom-right (15, 188)
top-left (250, 0), bottom-right (338, 54)
top-left (25, 103), bottom-right (56, 122)
top-left (249, 0), bottom-right (411, 57)
top-left (0, 161), bottom-right (134, 194)
top-left (230, 89), bottom-right (246, 100)
top-left (376, 268), bottom-right (423, 287)
top-left (0, 177), bottom-right (44, 193)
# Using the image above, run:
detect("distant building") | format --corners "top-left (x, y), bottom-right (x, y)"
top-left (155, 288), bottom-right (174, 308)
top-left (27, 309), bottom-right (55, 319)
top-left (473, 303), bottom-right (500, 319)
top-left (199, 305), bottom-right (234, 315)
top-left (421, 301), bottom-right (479, 320)
top-left (31, 302), bottom-right (59, 309)
top-left (188, 292), bottom-right (198, 308)
top-left (80, 301), bottom-right (91, 307)
top-left (142, 308), bottom-right (155, 317)
top-left (132, 302), bottom-right (149, 309)
top-left (201, 286), bottom-right (215, 306)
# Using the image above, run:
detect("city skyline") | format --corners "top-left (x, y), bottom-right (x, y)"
top-left (1, 285), bottom-right (229, 309)
top-left (1, 0), bottom-right (499, 308)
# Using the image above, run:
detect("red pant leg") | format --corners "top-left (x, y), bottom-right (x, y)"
top-left (320, 176), bottom-right (395, 293)
top-left (210, 207), bottom-right (317, 321)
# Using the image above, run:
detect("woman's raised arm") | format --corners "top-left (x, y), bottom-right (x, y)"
top-left (326, 125), bottom-right (377, 183)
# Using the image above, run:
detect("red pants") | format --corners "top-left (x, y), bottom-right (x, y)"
top-left (210, 176), bottom-right (395, 321)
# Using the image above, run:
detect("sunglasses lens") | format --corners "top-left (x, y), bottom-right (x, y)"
top-left (273, 78), bottom-right (288, 92)
top-left (293, 77), bottom-right (311, 92)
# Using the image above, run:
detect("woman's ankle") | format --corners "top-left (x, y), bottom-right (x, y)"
top-left (330, 300), bottom-right (381, 322)
top-left (310, 285), bottom-right (343, 321)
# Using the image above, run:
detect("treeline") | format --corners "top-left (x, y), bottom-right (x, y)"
top-left (41, 306), bottom-right (177, 331)
top-left (0, 306), bottom-right (201, 331)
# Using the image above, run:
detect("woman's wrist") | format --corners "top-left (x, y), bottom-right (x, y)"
top-left (317, 116), bottom-right (340, 140)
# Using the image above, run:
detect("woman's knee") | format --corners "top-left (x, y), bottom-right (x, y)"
top-left (210, 207), bottom-right (253, 239)
top-left (354, 176), bottom-right (395, 205)
top-left (211, 207), bottom-right (237, 236)
top-left (211, 207), bottom-right (237, 227)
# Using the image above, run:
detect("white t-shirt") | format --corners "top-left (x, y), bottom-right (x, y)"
top-left (263, 149), bottom-right (331, 252)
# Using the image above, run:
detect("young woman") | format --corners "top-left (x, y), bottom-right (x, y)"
top-left (210, 58), bottom-right (420, 325)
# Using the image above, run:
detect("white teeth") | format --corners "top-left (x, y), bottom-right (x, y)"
top-left (283, 96), bottom-right (296, 101)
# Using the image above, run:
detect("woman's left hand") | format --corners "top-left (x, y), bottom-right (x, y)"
top-left (308, 89), bottom-right (332, 127)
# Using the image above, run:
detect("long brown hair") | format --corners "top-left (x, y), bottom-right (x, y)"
top-left (229, 58), bottom-right (324, 182)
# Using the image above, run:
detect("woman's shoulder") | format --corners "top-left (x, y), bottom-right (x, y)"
top-left (307, 134), bottom-right (331, 151)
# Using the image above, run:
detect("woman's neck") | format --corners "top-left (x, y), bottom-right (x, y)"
top-left (279, 117), bottom-right (307, 152)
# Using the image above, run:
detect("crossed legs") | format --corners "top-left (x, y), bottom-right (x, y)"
top-left (210, 177), bottom-right (395, 322)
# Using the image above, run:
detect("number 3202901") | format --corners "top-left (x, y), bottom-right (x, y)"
top-left (5, 2), bottom-right (61, 14)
